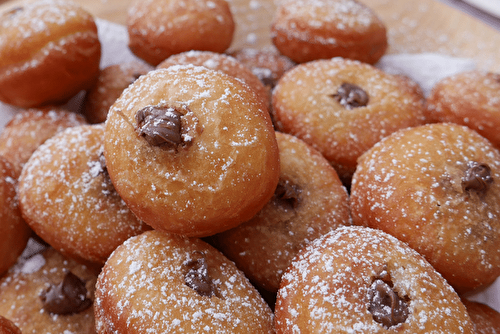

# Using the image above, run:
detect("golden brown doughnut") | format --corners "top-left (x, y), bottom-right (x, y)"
top-left (462, 299), bottom-right (500, 334)
top-left (104, 66), bottom-right (280, 237)
top-left (127, 0), bottom-right (235, 65)
top-left (83, 60), bottom-right (154, 124)
top-left (210, 132), bottom-right (351, 293)
top-left (270, 0), bottom-right (388, 64)
top-left (275, 226), bottom-right (475, 333)
top-left (0, 107), bottom-right (87, 177)
top-left (272, 57), bottom-right (427, 185)
top-left (95, 230), bottom-right (275, 333)
top-left (350, 123), bottom-right (500, 293)
top-left (0, 157), bottom-right (31, 277)
top-left (157, 50), bottom-right (270, 110)
top-left (426, 70), bottom-right (500, 149)
top-left (0, 246), bottom-right (98, 333)
top-left (18, 124), bottom-right (151, 265)
top-left (0, 0), bottom-right (101, 108)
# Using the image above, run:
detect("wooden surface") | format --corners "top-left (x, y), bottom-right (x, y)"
top-left (1, 0), bottom-right (499, 71)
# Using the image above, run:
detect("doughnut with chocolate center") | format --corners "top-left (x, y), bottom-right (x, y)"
top-left (103, 66), bottom-right (280, 237)
top-left (350, 123), bottom-right (500, 293)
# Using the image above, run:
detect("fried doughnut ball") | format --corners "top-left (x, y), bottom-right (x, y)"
top-left (0, 107), bottom-right (87, 177)
top-left (127, 0), bottom-right (235, 65)
top-left (462, 299), bottom-right (500, 334)
top-left (426, 70), bottom-right (500, 149)
top-left (95, 230), bottom-right (275, 333)
top-left (210, 132), bottom-right (351, 293)
top-left (0, 247), bottom-right (98, 333)
top-left (270, 0), bottom-right (388, 64)
top-left (82, 60), bottom-right (154, 124)
top-left (104, 66), bottom-right (280, 237)
top-left (350, 123), bottom-right (500, 293)
top-left (228, 48), bottom-right (296, 93)
top-left (0, 315), bottom-right (21, 334)
top-left (275, 226), bottom-right (475, 333)
top-left (0, 157), bottom-right (31, 277)
top-left (157, 50), bottom-right (269, 110)
top-left (18, 124), bottom-right (151, 265)
top-left (0, 0), bottom-right (101, 108)
top-left (272, 57), bottom-right (426, 185)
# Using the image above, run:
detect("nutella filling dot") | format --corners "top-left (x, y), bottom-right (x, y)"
top-left (183, 252), bottom-right (221, 298)
top-left (368, 269), bottom-right (409, 328)
top-left (462, 161), bottom-right (493, 195)
top-left (40, 272), bottom-right (92, 315)
top-left (274, 177), bottom-right (302, 210)
top-left (332, 82), bottom-right (369, 109)
top-left (135, 105), bottom-right (184, 148)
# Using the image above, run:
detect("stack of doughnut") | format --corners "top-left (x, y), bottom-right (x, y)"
top-left (1, 0), bottom-right (500, 332)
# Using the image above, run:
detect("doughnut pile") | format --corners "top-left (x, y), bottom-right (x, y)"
top-left (1, 0), bottom-right (500, 332)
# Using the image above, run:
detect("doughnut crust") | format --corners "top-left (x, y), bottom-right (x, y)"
top-left (272, 58), bottom-right (426, 184)
top-left (127, 0), bottom-right (235, 65)
top-left (0, 246), bottom-right (98, 334)
top-left (426, 70), bottom-right (500, 149)
top-left (95, 230), bottom-right (275, 333)
top-left (275, 226), bottom-right (475, 333)
top-left (0, 107), bottom-right (87, 177)
top-left (18, 124), bottom-right (150, 265)
top-left (157, 50), bottom-right (269, 110)
top-left (0, 315), bottom-right (21, 334)
top-left (210, 132), bottom-right (351, 293)
top-left (103, 66), bottom-right (280, 237)
top-left (0, 0), bottom-right (101, 107)
top-left (462, 299), bottom-right (500, 334)
top-left (350, 123), bottom-right (500, 293)
top-left (270, 0), bottom-right (388, 64)
top-left (0, 157), bottom-right (31, 276)
top-left (83, 61), bottom-right (154, 124)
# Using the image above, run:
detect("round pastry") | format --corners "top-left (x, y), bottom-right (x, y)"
top-left (103, 66), bottom-right (280, 237)
top-left (0, 246), bottom-right (98, 333)
top-left (157, 50), bottom-right (269, 110)
top-left (127, 0), bottom-right (235, 66)
top-left (350, 122), bottom-right (500, 293)
top-left (210, 131), bottom-right (351, 293)
top-left (95, 230), bottom-right (275, 333)
top-left (0, 315), bottom-right (21, 334)
top-left (272, 57), bottom-right (427, 185)
top-left (0, 0), bottom-right (101, 108)
top-left (462, 299), bottom-right (500, 334)
top-left (275, 226), bottom-right (475, 333)
top-left (0, 156), bottom-right (31, 277)
top-left (18, 124), bottom-right (151, 265)
top-left (0, 107), bottom-right (87, 177)
top-left (83, 60), bottom-right (154, 124)
top-left (270, 0), bottom-right (388, 64)
top-left (228, 47), bottom-right (295, 94)
top-left (426, 70), bottom-right (500, 149)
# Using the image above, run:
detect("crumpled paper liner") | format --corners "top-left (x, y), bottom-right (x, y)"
top-left (0, 19), bottom-right (498, 312)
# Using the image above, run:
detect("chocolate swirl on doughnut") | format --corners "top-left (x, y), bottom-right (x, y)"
top-left (135, 105), bottom-right (184, 149)
top-left (183, 251), bottom-right (221, 298)
top-left (332, 83), bottom-right (369, 109)
top-left (368, 267), bottom-right (409, 328)
top-left (40, 272), bottom-right (92, 315)
top-left (274, 177), bottom-right (302, 210)
top-left (462, 161), bottom-right (493, 196)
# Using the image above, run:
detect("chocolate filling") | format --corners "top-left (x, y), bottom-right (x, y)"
top-left (274, 177), bottom-right (302, 210)
top-left (135, 105), bottom-right (184, 149)
top-left (462, 161), bottom-right (493, 196)
top-left (332, 83), bottom-right (369, 109)
top-left (40, 272), bottom-right (92, 315)
top-left (183, 252), bottom-right (221, 298)
top-left (368, 268), bottom-right (409, 328)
